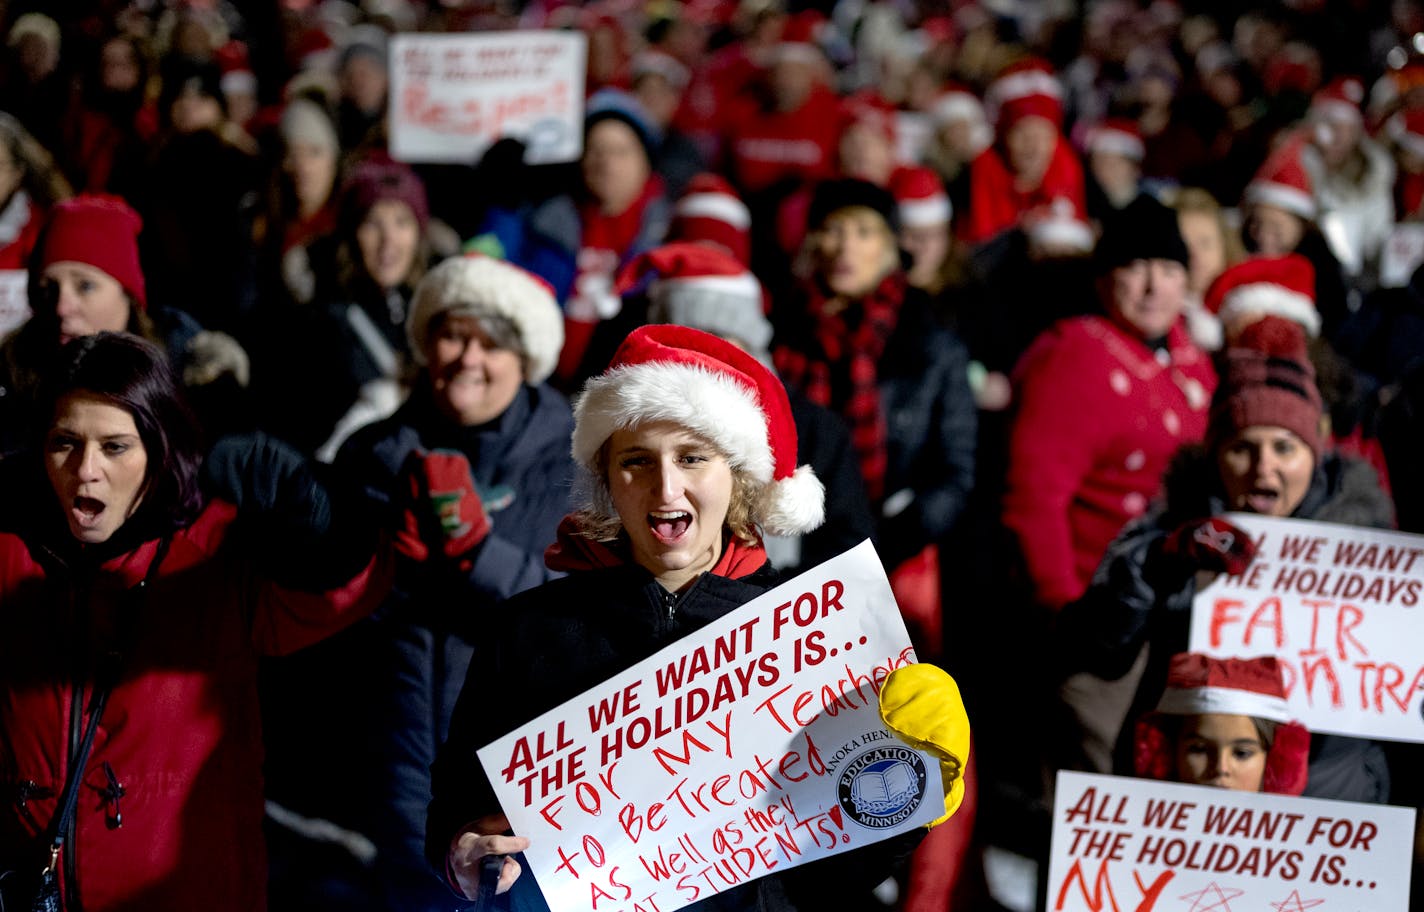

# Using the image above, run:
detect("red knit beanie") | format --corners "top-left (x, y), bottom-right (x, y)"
top-left (39, 195), bottom-right (146, 309)
top-left (340, 157), bottom-right (430, 233)
top-left (1207, 317), bottom-right (1325, 460)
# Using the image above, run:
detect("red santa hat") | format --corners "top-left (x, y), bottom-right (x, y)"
top-left (292, 25), bottom-right (337, 72)
top-left (1024, 197), bottom-right (1094, 254)
top-left (573, 325), bottom-right (825, 536)
top-left (985, 58), bottom-right (1063, 131)
top-left (839, 91), bottom-right (897, 145)
top-left (1309, 76), bottom-right (1365, 125)
top-left (889, 166), bottom-right (952, 228)
top-left (1204, 254), bottom-right (1319, 338)
top-left (1386, 107), bottom-right (1424, 159)
top-left (1085, 117), bottom-right (1145, 161)
top-left (669, 174), bottom-right (752, 266)
top-left (1262, 42), bottom-right (1321, 98)
top-left (1243, 149), bottom-right (1315, 220)
top-left (1134, 653), bottom-right (1310, 796)
top-left (213, 40), bottom-right (256, 98)
top-left (770, 10), bottom-right (827, 67)
top-left (407, 254), bottom-right (564, 384)
top-left (617, 243), bottom-right (772, 353)
top-left (931, 84), bottom-right (987, 128)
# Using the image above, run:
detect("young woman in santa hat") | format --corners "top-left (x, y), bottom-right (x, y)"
top-left (1133, 653), bottom-right (1310, 794)
top-left (426, 324), bottom-right (970, 911)
top-left (1239, 142), bottom-right (1351, 342)
top-left (1057, 318), bottom-right (1394, 803)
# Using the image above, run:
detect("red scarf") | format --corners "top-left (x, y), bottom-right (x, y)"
top-left (544, 515), bottom-right (768, 579)
top-left (962, 137), bottom-right (1085, 245)
top-left (558, 176), bottom-right (667, 383)
top-left (774, 273), bottom-right (902, 501)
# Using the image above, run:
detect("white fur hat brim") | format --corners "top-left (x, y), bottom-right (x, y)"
top-left (407, 256), bottom-right (564, 384)
top-left (1219, 282), bottom-right (1321, 337)
top-left (573, 361), bottom-right (824, 536)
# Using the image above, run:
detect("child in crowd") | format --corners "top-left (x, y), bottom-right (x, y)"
top-left (1133, 652), bottom-right (1310, 794)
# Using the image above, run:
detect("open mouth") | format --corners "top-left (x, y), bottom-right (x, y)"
top-left (648, 511), bottom-right (691, 544)
top-left (1244, 487), bottom-right (1280, 514)
top-left (72, 495), bottom-right (106, 527)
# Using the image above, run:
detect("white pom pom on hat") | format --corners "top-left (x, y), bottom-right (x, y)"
top-left (573, 325), bottom-right (826, 536)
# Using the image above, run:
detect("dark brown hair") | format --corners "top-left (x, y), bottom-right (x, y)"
top-left (38, 332), bottom-right (205, 531)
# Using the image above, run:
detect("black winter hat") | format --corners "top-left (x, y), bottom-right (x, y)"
top-left (585, 88), bottom-right (661, 161)
top-left (807, 178), bottom-right (900, 235)
top-left (1094, 194), bottom-right (1189, 274)
top-left (159, 58), bottom-right (227, 117)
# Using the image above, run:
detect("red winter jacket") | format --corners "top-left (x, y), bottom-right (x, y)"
top-left (722, 86), bottom-right (841, 195)
top-left (1003, 316), bottom-right (1216, 610)
top-left (0, 500), bottom-right (392, 912)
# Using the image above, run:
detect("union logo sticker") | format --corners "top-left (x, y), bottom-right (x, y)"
top-left (835, 745), bottom-right (928, 829)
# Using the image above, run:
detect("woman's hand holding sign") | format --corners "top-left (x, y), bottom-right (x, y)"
top-left (449, 812), bottom-right (530, 900)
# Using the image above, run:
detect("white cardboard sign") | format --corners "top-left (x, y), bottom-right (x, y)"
top-left (388, 31), bottom-right (586, 165)
top-left (1049, 771), bottom-right (1415, 911)
top-left (1188, 514), bottom-right (1424, 743)
top-left (477, 540), bottom-right (943, 912)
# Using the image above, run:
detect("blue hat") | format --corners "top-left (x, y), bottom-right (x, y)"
top-left (584, 88), bottom-right (661, 159)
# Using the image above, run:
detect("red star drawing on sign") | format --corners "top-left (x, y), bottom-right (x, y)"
top-left (1179, 883), bottom-right (1246, 912)
top-left (1270, 890), bottom-right (1327, 912)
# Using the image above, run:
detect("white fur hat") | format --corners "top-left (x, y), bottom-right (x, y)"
top-left (407, 255), bottom-right (565, 384)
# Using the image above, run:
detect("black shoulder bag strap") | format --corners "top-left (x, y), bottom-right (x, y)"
top-left (18, 536), bottom-right (172, 912)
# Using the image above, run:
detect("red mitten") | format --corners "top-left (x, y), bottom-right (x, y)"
top-left (395, 449), bottom-right (491, 562)
top-left (1160, 517), bottom-right (1257, 576)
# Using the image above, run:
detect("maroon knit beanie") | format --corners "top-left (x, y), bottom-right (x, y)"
top-left (1207, 316), bottom-right (1324, 459)
top-left (39, 195), bottom-right (146, 308)
top-left (340, 157), bottom-right (430, 234)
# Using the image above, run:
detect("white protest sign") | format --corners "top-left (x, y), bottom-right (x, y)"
top-left (1048, 771), bottom-right (1414, 911)
top-left (477, 540), bottom-right (943, 912)
top-left (1188, 514), bottom-right (1424, 743)
top-left (0, 270), bottom-right (29, 337)
top-left (388, 31), bottom-right (586, 165)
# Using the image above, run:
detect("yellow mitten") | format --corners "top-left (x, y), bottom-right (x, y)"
top-left (878, 663), bottom-right (970, 828)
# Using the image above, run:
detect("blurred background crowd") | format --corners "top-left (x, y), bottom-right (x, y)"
top-left (0, 0), bottom-right (1422, 910)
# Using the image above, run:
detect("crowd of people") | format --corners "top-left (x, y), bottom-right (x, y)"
top-left (0, 0), bottom-right (1422, 910)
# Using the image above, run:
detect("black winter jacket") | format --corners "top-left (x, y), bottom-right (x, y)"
top-left (340, 382), bottom-right (575, 909)
top-left (260, 383), bottom-right (574, 911)
top-left (776, 285), bottom-right (977, 568)
top-left (427, 560), bottom-right (919, 911)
